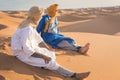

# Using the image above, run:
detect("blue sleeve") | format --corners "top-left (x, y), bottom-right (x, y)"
top-left (36, 16), bottom-right (46, 33)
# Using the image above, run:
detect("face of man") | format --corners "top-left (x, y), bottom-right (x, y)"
top-left (32, 11), bottom-right (43, 25)
top-left (47, 4), bottom-right (59, 17)
top-left (51, 9), bottom-right (58, 17)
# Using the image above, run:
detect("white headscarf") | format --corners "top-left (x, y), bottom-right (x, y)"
top-left (18, 6), bottom-right (43, 28)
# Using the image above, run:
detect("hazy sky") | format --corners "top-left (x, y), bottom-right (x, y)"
top-left (0, 0), bottom-right (120, 10)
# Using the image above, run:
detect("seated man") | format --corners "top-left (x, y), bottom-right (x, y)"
top-left (37, 4), bottom-right (90, 54)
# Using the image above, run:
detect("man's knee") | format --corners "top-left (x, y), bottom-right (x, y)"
top-left (45, 60), bottom-right (59, 70)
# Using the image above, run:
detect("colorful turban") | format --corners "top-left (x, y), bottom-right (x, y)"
top-left (44, 4), bottom-right (59, 32)
top-left (47, 4), bottom-right (59, 17)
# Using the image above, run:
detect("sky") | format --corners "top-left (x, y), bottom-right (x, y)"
top-left (0, 0), bottom-right (120, 10)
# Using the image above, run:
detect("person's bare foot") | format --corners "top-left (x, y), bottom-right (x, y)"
top-left (75, 72), bottom-right (90, 80)
top-left (79, 43), bottom-right (90, 55)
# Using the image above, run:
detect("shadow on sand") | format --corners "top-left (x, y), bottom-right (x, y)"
top-left (0, 52), bottom-right (90, 80)
top-left (0, 75), bottom-right (5, 80)
top-left (0, 24), bottom-right (7, 30)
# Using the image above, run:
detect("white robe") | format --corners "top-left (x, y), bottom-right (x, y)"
top-left (11, 26), bottom-right (59, 70)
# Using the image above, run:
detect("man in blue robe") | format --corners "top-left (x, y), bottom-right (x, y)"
top-left (37, 4), bottom-right (90, 54)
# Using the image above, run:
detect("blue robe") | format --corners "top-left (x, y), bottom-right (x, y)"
top-left (37, 14), bottom-right (75, 49)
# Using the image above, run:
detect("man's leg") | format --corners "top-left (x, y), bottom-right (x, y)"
top-left (79, 43), bottom-right (90, 54)
top-left (54, 66), bottom-right (75, 77)
top-left (57, 40), bottom-right (90, 54)
top-left (57, 40), bottom-right (78, 51)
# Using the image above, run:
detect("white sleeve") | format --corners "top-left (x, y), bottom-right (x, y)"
top-left (20, 28), bottom-right (35, 57)
top-left (11, 31), bottom-right (22, 50)
top-left (34, 29), bottom-right (43, 44)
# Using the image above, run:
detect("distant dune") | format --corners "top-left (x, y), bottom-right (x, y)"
top-left (59, 15), bottom-right (120, 36)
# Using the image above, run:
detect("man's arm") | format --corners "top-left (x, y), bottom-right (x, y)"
top-left (31, 52), bottom-right (51, 64)
top-left (39, 41), bottom-right (50, 49)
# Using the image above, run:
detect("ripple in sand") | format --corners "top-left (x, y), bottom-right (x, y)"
top-left (0, 37), bottom-right (11, 50)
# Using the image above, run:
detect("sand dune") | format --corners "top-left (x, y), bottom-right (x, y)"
top-left (0, 24), bottom-right (7, 30)
top-left (0, 7), bottom-right (120, 80)
top-left (59, 15), bottom-right (120, 36)
top-left (0, 11), bottom-right (25, 37)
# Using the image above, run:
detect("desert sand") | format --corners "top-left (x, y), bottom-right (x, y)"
top-left (0, 6), bottom-right (120, 80)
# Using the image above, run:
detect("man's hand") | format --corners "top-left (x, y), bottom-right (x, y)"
top-left (42, 55), bottom-right (51, 64)
top-left (32, 53), bottom-right (51, 64)
top-left (49, 47), bottom-right (55, 51)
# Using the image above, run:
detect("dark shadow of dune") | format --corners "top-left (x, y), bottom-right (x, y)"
top-left (0, 75), bottom-right (5, 80)
top-left (2, 11), bottom-right (27, 19)
top-left (2, 11), bottom-right (20, 14)
top-left (0, 24), bottom-right (7, 30)
top-left (58, 14), bottom-right (95, 22)
top-left (58, 14), bottom-right (80, 22)
top-left (59, 15), bottom-right (120, 35)
top-left (9, 15), bottom-right (25, 19)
